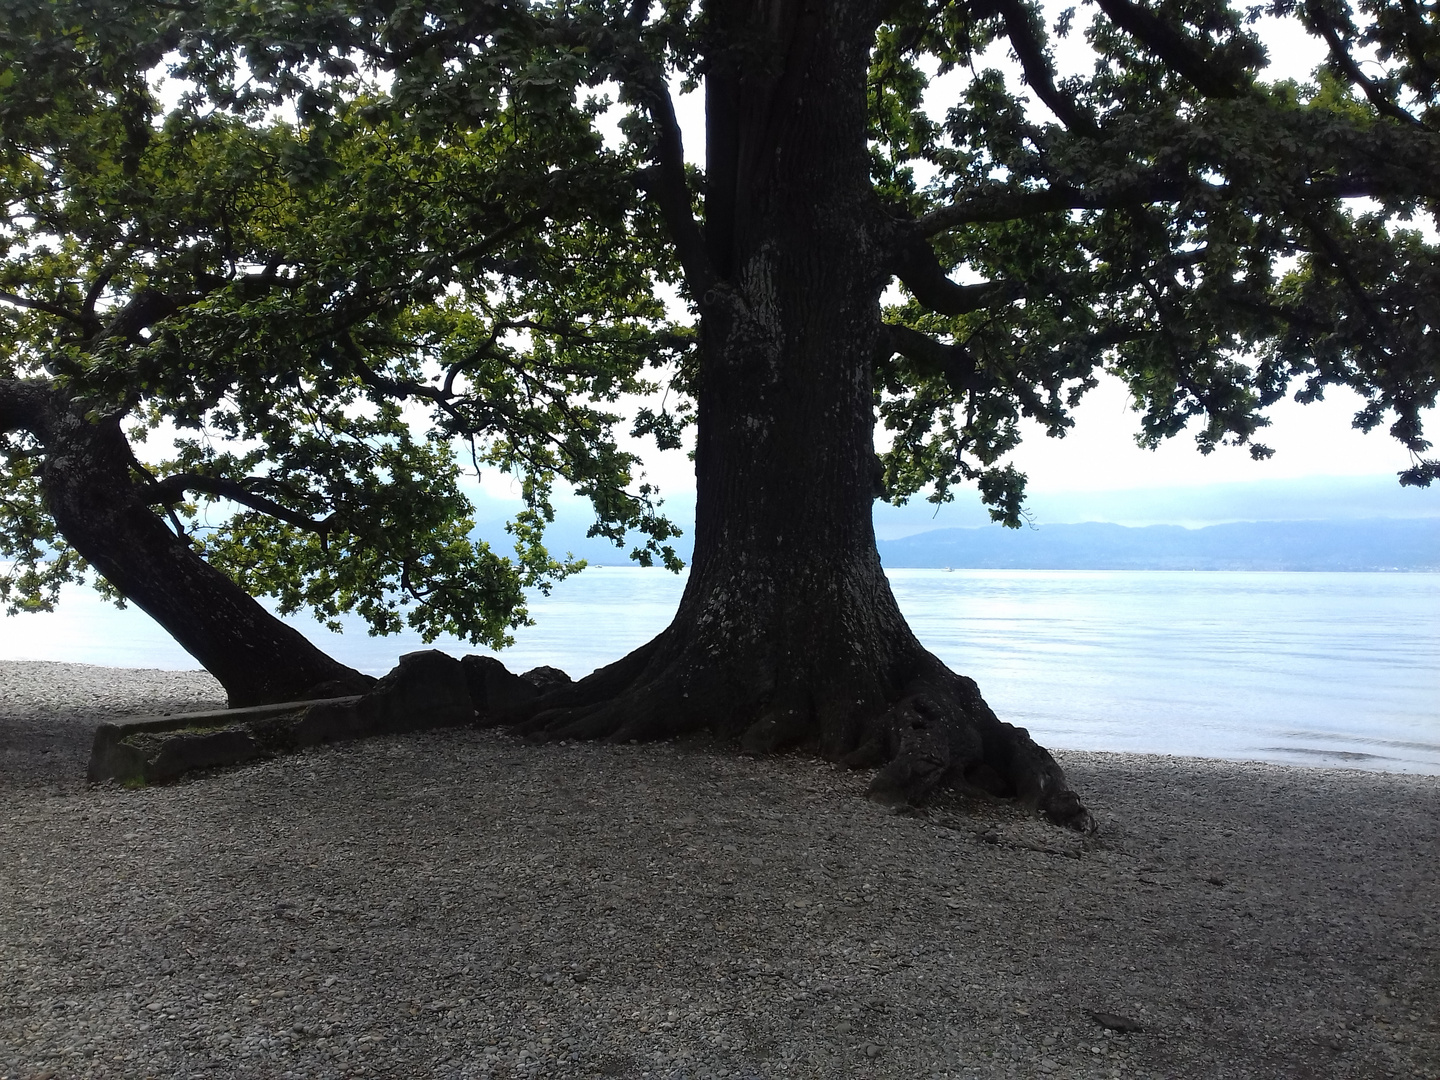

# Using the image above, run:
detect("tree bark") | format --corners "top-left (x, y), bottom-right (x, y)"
top-left (517, 6), bottom-right (1091, 829)
top-left (4, 379), bottom-right (374, 707)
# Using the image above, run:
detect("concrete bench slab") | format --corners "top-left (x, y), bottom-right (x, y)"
top-left (88, 649), bottom-right (476, 786)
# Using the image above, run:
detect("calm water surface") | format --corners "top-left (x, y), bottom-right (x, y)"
top-left (3, 569), bottom-right (1436, 774)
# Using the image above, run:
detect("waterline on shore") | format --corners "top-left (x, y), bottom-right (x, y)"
top-left (3, 568), bottom-right (1437, 774)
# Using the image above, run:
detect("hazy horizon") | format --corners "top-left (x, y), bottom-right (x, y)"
top-left (467, 472), bottom-right (1440, 564)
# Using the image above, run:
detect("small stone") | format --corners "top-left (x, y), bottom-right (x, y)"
top-left (863, 1043), bottom-right (881, 1058)
top-left (1039, 1058), bottom-right (1058, 1072)
top-left (1089, 1011), bottom-right (1144, 1033)
top-left (1042, 1035), bottom-right (1057, 1047)
top-left (836, 1020), bottom-right (854, 1034)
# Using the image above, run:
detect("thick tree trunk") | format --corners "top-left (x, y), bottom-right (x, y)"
top-left (8, 380), bottom-right (374, 707)
top-left (518, 8), bottom-right (1090, 828)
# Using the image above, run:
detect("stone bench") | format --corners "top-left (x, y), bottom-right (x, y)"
top-left (88, 649), bottom-right (559, 786)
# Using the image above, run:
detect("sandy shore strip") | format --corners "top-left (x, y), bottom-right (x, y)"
top-left (1, 661), bottom-right (1437, 1080)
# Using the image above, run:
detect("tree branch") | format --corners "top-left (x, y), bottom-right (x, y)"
top-left (1300, 211), bottom-right (1390, 334)
top-left (880, 323), bottom-right (1066, 423)
top-left (891, 241), bottom-right (1023, 314)
top-left (339, 338), bottom-right (487, 441)
top-left (145, 473), bottom-right (336, 536)
top-left (911, 167), bottom-right (1392, 241)
top-left (1303, 0), bottom-right (1430, 130)
top-left (914, 183), bottom-right (1086, 236)
top-left (82, 252), bottom-right (132, 319)
top-left (911, 176), bottom-right (1205, 237)
top-left (880, 323), bottom-right (983, 393)
top-left (100, 287), bottom-right (187, 343)
top-left (1092, 0), bottom-right (1252, 98)
top-left (444, 208), bottom-right (551, 272)
top-left (128, 458), bottom-right (194, 540)
top-left (627, 72), bottom-right (716, 299)
top-left (0, 290), bottom-right (92, 328)
top-left (632, 166), bottom-right (712, 301)
top-left (994, 0), bottom-right (1100, 135)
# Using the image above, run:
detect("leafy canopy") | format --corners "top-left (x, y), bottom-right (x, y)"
top-left (167, 0), bottom-right (1437, 522)
top-left (2, 0), bottom-right (1435, 620)
top-left (867, 0), bottom-right (1438, 517)
top-left (0, 0), bottom-right (689, 632)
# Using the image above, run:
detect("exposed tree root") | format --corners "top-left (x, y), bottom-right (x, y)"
top-left (502, 630), bottom-right (1093, 832)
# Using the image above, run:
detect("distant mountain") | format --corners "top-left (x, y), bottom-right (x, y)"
top-left (877, 518), bottom-right (1440, 571)
top-left (873, 473), bottom-right (1440, 536)
top-left (465, 477), bottom-right (1440, 570)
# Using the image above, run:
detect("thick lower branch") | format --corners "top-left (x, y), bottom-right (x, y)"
top-left (16, 382), bottom-right (373, 706)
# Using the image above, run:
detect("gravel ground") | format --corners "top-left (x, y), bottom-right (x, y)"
top-left (1, 661), bottom-right (1437, 1080)
top-left (0, 662), bottom-right (226, 793)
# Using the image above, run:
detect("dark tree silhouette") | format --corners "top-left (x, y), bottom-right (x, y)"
top-left (6, 0), bottom-right (1436, 820)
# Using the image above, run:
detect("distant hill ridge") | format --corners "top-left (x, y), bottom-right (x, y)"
top-left (877, 517), bottom-right (1440, 571)
top-left (467, 476), bottom-right (1440, 569)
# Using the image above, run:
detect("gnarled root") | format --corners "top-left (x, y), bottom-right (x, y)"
top-left (493, 635), bottom-right (1092, 832)
top-left (841, 662), bottom-right (1092, 830)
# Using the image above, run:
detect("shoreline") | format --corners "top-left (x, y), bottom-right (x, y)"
top-left (3, 658), bottom-right (1436, 788)
top-left (2, 662), bottom-right (1438, 1078)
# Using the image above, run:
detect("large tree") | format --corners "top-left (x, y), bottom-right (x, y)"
top-left (14, 0), bottom-right (1439, 824)
top-left (0, 0), bottom-right (685, 705)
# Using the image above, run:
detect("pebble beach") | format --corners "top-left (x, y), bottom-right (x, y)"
top-left (1, 660), bottom-right (1437, 1079)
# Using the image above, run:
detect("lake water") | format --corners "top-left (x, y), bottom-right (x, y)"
top-left (3, 569), bottom-right (1437, 774)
